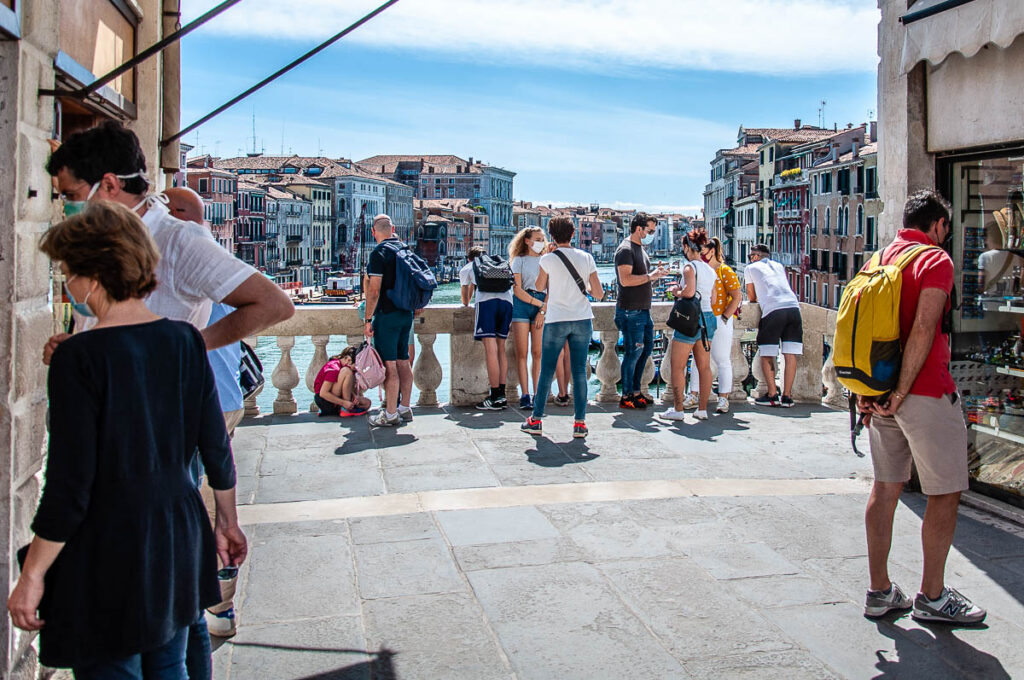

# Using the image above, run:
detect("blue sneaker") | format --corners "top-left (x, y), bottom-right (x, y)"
top-left (519, 394), bottom-right (533, 410)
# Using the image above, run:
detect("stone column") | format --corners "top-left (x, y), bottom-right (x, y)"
top-left (505, 330), bottom-right (519, 403)
top-left (272, 336), bottom-right (300, 415)
top-left (243, 335), bottom-right (262, 417)
top-left (414, 333), bottom-right (442, 407)
top-left (660, 341), bottom-right (675, 405)
top-left (596, 330), bottom-right (621, 402)
top-left (728, 329), bottom-right (749, 400)
top-left (306, 335), bottom-right (331, 412)
top-left (450, 334), bottom-right (490, 406)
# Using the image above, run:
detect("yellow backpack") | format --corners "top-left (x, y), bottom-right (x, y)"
top-left (833, 244), bottom-right (939, 396)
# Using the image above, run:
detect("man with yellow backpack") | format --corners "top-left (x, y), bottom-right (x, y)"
top-left (835, 189), bottom-right (985, 625)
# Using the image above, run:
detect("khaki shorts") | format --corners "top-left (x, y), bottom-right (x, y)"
top-left (867, 393), bottom-right (969, 495)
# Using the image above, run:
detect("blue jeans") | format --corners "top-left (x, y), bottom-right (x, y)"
top-left (533, 319), bottom-right (593, 422)
top-left (614, 308), bottom-right (654, 395)
top-left (73, 626), bottom-right (189, 679)
top-left (186, 611), bottom-right (212, 680)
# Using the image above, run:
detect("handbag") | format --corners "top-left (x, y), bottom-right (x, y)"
top-left (552, 250), bottom-right (589, 297)
top-left (238, 340), bottom-right (265, 399)
top-left (667, 291), bottom-right (703, 337)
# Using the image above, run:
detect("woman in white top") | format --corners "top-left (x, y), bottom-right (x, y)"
top-left (509, 227), bottom-right (548, 410)
top-left (661, 230), bottom-right (718, 422)
top-left (521, 217), bottom-right (604, 439)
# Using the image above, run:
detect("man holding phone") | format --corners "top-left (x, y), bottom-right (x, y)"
top-left (614, 213), bottom-right (669, 409)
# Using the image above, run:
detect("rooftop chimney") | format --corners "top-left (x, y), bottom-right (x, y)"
top-left (469, 157), bottom-right (474, 165)
top-left (870, 121), bottom-right (878, 142)
top-left (853, 142), bottom-right (860, 158)
top-left (794, 119), bottom-right (801, 129)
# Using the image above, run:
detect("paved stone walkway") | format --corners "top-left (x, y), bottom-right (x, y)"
top-left (212, 402), bottom-right (1024, 679)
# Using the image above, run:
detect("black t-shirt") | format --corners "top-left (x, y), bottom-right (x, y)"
top-left (367, 237), bottom-right (403, 315)
top-left (614, 239), bottom-right (652, 310)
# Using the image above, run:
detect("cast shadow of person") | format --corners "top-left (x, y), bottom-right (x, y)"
top-left (872, 619), bottom-right (1009, 679)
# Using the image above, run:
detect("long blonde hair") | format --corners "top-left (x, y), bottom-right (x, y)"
top-left (508, 227), bottom-right (544, 259)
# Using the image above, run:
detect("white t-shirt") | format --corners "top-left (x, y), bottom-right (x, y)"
top-left (511, 255), bottom-right (542, 292)
top-left (459, 261), bottom-right (513, 304)
top-left (77, 200), bottom-right (256, 332)
top-left (143, 201), bottom-right (257, 328)
top-left (683, 260), bottom-right (716, 313)
top-left (744, 258), bottom-right (800, 317)
top-left (538, 247), bottom-right (597, 323)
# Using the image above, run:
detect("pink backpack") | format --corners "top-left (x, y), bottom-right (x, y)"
top-left (352, 343), bottom-right (386, 393)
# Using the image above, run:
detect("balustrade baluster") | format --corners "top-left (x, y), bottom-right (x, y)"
top-left (272, 336), bottom-right (300, 415)
top-left (640, 355), bottom-right (655, 401)
top-left (660, 341), bottom-right (675, 404)
top-left (505, 331), bottom-right (520, 403)
top-left (822, 339), bottom-right (846, 408)
top-left (243, 335), bottom-right (262, 417)
top-left (414, 332), bottom-right (442, 407)
top-left (596, 330), bottom-right (621, 402)
top-left (306, 335), bottom-right (331, 412)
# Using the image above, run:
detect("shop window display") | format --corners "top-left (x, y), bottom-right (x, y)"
top-left (947, 152), bottom-right (1024, 505)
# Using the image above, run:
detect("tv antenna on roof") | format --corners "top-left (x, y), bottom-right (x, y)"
top-left (818, 100), bottom-right (827, 129)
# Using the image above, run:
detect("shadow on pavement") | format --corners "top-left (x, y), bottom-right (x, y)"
top-left (443, 407), bottom-right (526, 430)
top-left (871, 619), bottom-right (1008, 679)
top-left (224, 643), bottom-right (396, 680)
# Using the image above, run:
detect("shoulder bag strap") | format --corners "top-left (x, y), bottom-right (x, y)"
top-left (553, 250), bottom-right (588, 297)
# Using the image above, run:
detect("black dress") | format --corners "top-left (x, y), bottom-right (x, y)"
top-left (31, 319), bottom-right (235, 668)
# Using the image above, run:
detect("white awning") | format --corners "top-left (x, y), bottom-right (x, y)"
top-left (901, 0), bottom-right (1024, 74)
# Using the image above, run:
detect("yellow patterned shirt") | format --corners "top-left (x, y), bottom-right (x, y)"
top-left (711, 263), bottom-right (741, 316)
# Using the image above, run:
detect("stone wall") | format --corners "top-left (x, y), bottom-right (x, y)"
top-left (1, 1), bottom-right (171, 674)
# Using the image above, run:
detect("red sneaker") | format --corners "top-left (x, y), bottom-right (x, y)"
top-left (573, 420), bottom-right (588, 438)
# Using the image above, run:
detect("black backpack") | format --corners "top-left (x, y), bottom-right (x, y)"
top-left (472, 255), bottom-right (514, 293)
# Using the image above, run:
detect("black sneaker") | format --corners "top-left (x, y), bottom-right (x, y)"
top-left (554, 394), bottom-right (571, 407)
top-left (780, 395), bottom-right (795, 408)
top-left (619, 395), bottom-right (642, 409)
top-left (476, 397), bottom-right (502, 410)
top-left (493, 396), bottom-right (508, 409)
top-left (754, 393), bottom-right (780, 407)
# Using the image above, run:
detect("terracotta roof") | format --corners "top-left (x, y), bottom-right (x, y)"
top-left (265, 186), bottom-right (306, 201)
top-left (416, 198), bottom-right (478, 212)
top-left (722, 143), bottom-right (761, 157)
top-left (216, 154), bottom-right (349, 172)
top-left (266, 175), bottom-right (330, 187)
top-left (237, 180), bottom-right (266, 192)
top-left (358, 154), bottom-right (484, 175)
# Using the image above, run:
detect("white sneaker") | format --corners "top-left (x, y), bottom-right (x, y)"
top-left (716, 397), bottom-right (730, 414)
top-left (694, 410), bottom-right (709, 420)
top-left (658, 408), bottom-right (687, 421)
top-left (205, 607), bottom-right (236, 638)
top-left (681, 393), bottom-right (699, 410)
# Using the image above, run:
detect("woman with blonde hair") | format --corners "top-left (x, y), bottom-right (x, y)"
top-left (8, 201), bottom-right (245, 677)
top-left (508, 227), bottom-right (548, 409)
top-left (682, 236), bottom-right (741, 413)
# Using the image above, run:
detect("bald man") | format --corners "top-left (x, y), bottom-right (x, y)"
top-left (164, 186), bottom-right (205, 224)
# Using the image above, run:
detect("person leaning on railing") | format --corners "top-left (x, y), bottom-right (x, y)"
top-left (7, 201), bottom-right (247, 677)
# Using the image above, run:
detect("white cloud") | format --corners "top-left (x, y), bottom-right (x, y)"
top-left (185, 0), bottom-right (879, 75)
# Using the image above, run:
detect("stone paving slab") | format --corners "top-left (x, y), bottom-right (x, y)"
top-left (211, 403), bottom-right (1024, 679)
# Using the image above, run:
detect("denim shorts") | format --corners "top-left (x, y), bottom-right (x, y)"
top-left (511, 290), bottom-right (546, 323)
top-left (672, 311), bottom-right (718, 345)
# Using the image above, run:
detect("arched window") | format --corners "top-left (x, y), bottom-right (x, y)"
top-left (812, 209), bottom-right (818, 234)
top-left (857, 205), bottom-right (864, 235)
top-left (844, 206), bottom-right (850, 235)
top-left (825, 208), bottom-right (831, 234)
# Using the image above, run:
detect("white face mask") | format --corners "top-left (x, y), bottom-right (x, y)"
top-left (531, 240), bottom-right (545, 254)
top-left (132, 190), bottom-right (169, 215)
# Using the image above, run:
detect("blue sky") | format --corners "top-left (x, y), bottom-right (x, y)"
top-left (181, 0), bottom-right (879, 213)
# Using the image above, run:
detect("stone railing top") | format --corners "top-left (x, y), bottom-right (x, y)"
top-left (259, 302), bottom-right (837, 338)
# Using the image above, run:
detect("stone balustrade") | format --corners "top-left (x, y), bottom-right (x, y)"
top-left (246, 302), bottom-right (845, 415)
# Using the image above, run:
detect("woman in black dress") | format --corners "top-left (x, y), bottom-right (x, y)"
top-left (7, 201), bottom-right (247, 678)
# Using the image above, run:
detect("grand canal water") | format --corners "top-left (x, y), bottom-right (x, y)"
top-left (254, 264), bottom-right (648, 413)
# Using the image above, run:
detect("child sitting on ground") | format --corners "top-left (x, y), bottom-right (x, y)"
top-left (313, 346), bottom-right (371, 416)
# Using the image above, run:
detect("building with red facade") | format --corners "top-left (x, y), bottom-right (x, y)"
top-left (186, 156), bottom-right (237, 252)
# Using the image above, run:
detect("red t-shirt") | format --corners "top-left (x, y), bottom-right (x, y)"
top-left (875, 229), bottom-right (956, 398)
top-left (313, 359), bottom-right (342, 396)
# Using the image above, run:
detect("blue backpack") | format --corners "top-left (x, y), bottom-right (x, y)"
top-left (383, 240), bottom-right (437, 311)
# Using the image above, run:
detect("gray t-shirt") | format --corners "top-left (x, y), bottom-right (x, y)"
top-left (511, 255), bottom-right (542, 292)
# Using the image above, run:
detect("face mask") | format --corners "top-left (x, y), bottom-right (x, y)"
top-left (132, 190), bottom-right (169, 215)
top-left (531, 240), bottom-right (545, 254)
top-left (63, 182), bottom-right (100, 218)
top-left (641, 233), bottom-right (655, 246)
top-left (64, 275), bottom-right (95, 318)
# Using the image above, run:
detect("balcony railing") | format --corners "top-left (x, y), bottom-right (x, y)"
top-left (247, 303), bottom-right (845, 417)
top-left (286, 234), bottom-right (303, 244)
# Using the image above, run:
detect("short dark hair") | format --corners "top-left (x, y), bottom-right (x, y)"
top-left (629, 212), bottom-right (654, 233)
top-left (467, 246), bottom-right (487, 261)
top-left (548, 217), bottom-right (575, 244)
top-left (752, 244), bottom-right (771, 256)
top-left (46, 120), bottom-right (150, 195)
top-left (903, 189), bottom-right (950, 232)
top-left (40, 201), bottom-right (159, 301)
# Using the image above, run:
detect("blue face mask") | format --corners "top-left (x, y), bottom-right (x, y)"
top-left (64, 275), bottom-right (95, 318)
top-left (641, 232), bottom-right (655, 246)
